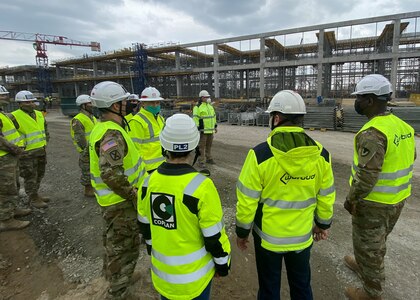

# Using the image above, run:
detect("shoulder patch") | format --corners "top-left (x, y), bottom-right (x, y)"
top-left (253, 142), bottom-right (273, 165)
top-left (320, 147), bottom-right (330, 163)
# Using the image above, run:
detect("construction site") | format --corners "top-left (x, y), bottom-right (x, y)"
top-left (1, 11), bottom-right (420, 300)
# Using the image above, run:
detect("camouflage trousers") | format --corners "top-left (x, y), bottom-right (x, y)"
top-left (352, 199), bottom-right (405, 297)
top-left (0, 154), bottom-right (19, 221)
top-left (101, 200), bottom-right (140, 299)
top-left (79, 149), bottom-right (90, 186)
top-left (19, 155), bottom-right (46, 198)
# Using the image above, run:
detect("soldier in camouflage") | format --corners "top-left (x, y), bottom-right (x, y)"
top-left (0, 85), bottom-right (32, 232)
top-left (89, 81), bottom-right (147, 299)
top-left (344, 75), bottom-right (416, 300)
top-left (9, 90), bottom-right (50, 209)
top-left (70, 94), bottom-right (97, 197)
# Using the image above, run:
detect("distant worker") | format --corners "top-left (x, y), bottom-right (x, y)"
top-left (89, 81), bottom-right (147, 299)
top-left (70, 94), bottom-right (97, 197)
top-left (125, 93), bottom-right (140, 122)
top-left (0, 85), bottom-right (31, 232)
top-left (235, 90), bottom-right (336, 300)
top-left (128, 87), bottom-right (165, 173)
top-left (10, 90), bottom-right (50, 209)
top-left (193, 90), bottom-right (217, 168)
top-left (138, 113), bottom-right (231, 300)
top-left (343, 74), bottom-right (416, 300)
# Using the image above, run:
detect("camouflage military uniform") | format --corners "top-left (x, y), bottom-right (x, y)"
top-left (94, 129), bottom-right (140, 299)
top-left (0, 113), bottom-right (22, 221)
top-left (71, 113), bottom-right (93, 186)
top-left (346, 122), bottom-right (415, 297)
top-left (9, 111), bottom-right (49, 200)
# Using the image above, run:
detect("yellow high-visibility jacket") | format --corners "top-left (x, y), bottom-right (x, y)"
top-left (0, 112), bottom-right (24, 156)
top-left (70, 111), bottom-right (97, 153)
top-left (138, 163), bottom-right (231, 300)
top-left (128, 108), bottom-right (165, 172)
top-left (193, 103), bottom-right (216, 134)
top-left (350, 113), bottom-right (415, 204)
top-left (236, 126), bottom-right (335, 252)
top-left (11, 109), bottom-right (47, 151)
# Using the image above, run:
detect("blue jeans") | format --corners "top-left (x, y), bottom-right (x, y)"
top-left (254, 238), bottom-right (313, 300)
top-left (160, 280), bottom-right (212, 300)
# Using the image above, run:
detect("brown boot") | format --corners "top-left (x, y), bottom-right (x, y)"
top-left (31, 196), bottom-right (48, 209)
top-left (14, 207), bottom-right (32, 217)
top-left (344, 255), bottom-right (362, 279)
top-left (37, 195), bottom-right (50, 202)
top-left (344, 287), bottom-right (382, 300)
top-left (84, 185), bottom-right (95, 197)
top-left (0, 218), bottom-right (30, 232)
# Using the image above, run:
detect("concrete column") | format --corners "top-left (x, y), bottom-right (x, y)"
top-left (55, 66), bottom-right (61, 80)
top-left (317, 29), bottom-right (324, 98)
top-left (74, 82), bottom-right (79, 97)
top-left (391, 19), bottom-right (401, 96)
top-left (175, 51), bottom-right (182, 97)
top-left (259, 37), bottom-right (266, 99)
top-left (213, 44), bottom-right (220, 98)
top-left (116, 59), bottom-right (121, 75)
top-left (73, 65), bottom-right (77, 77)
top-left (93, 61), bottom-right (98, 77)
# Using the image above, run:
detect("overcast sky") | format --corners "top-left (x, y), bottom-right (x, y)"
top-left (0, 0), bottom-right (419, 67)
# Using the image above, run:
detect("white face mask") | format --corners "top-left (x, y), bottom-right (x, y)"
top-left (206, 98), bottom-right (212, 104)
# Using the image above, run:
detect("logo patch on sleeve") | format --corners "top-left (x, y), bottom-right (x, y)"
top-left (151, 193), bottom-right (177, 230)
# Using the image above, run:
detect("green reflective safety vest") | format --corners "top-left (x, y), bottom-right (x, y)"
top-left (128, 108), bottom-right (165, 172)
top-left (236, 126), bottom-right (335, 252)
top-left (11, 109), bottom-right (46, 151)
top-left (0, 112), bottom-right (24, 156)
top-left (193, 103), bottom-right (216, 134)
top-left (350, 114), bottom-right (415, 204)
top-left (70, 112), bottom-right (97, 153)
top-left (89, 121), bottom-right (146, 207)
top-left (138, 170), bottom-right (231, 299)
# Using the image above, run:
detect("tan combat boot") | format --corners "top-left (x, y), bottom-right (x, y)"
top-left (344, 255), bottom-right (362, 279)
top-left (344, 287), bottom-right (382, 300)
top-left (30, 195), bottom-right (48, 209)
top-left (84, 185), bottom-right (95, 197)
top-left (0, 218), bottom-right (30, 232)
top-left (14, 207), bottom-right (32, 217)
top-left (37, 195), bottom-right (50, 202)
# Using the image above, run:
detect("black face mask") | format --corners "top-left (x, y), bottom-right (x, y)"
top-left (125, 101), bottom-right (137, 115)
top-left (354, 99), bottom-right (367, 115)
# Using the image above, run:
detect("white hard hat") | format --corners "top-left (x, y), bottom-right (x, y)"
top-left (352, 74), bottom-right (392, 97)
top-left (140, 87), bottom-right (164, 101)
top-left (0, 85), bottom-right (9, 95)
top-left (90, 81), bottom-right (130, 108)
top-left (75, 94), bottom-right (91, 106)
top-left (160, 113), bottom-right (199, 152)
top-left (265, 90), bottom-right (306, 114)
top-left (15, 90), bottom-right (37, 102)
top-left (199, 90), bottom-right (210, 98)
top-left (128, 94), bottom-right (140, 101)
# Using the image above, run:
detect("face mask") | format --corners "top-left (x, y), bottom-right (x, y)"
top-left (145, 105), bottom-right (161, 115)
top-left (206, 98), bottom-right (212, 104)
top-left (354, 99), bottom-right (367, 115)
top-left (125, 101), bottom-right (137, 115)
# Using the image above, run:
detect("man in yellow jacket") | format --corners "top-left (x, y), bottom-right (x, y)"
top-left (10, 90), bottom-right (50, 209)
top-left (70, 94), bottom-right (97, 197)
top-left (138, 113), bottom-right (231, 300)
top-left (236, 90), bottom-right (335, 300)
top-left (193, 90), bottom-right (217, 168)
top-left (89, 81), bottom-right (147, 299)
top-left (128, 87), bottom-right (165, 173)
top-left (343, 74), bottom-right (416, 300)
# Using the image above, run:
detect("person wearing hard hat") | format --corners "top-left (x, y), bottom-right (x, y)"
top-left (10, 90), bottom-right (50, 209)
top-left (128, 87), bottom-right (165, 173)
top-left (70, 94), bottom-right (97, 197)
top-left (137, 113), bottom-right (231, 300)
top-left (343, 74), bottom-right (416, 300)
top-left (89, 81), bottom-right (147, 299)
top-left (125, 93), bottom-right (140, 122)
top-left (235, 90), bottom-right (335, 300)
top-left (193, 90), bottom-right (217, 168)
top-left (0, 85), bottom-right (32, 232)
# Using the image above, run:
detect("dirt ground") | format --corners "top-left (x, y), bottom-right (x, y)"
top-left (0, 109), bottom-right (419, 300)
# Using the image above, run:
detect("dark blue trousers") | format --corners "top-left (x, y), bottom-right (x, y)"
top-left (254, 238), bottom-right (313, 300)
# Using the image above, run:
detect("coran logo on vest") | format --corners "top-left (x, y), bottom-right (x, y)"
top-left (280, 172), bottom-right (316, 185)
top-left (393, 132), bottom-right (412, 147)
top-left (151, 192), bottom-right (177, 230)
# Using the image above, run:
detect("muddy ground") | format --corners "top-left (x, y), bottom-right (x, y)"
top-left (0, 110), bottom-right (419, 300)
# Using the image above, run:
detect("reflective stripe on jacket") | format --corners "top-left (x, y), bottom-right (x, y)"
top-left (0, 112), bottom-right (24, 156)
top-left (70, 112), bottom-right (97, 153)
top-left (89, 121), bottom-right (146, 207)
top-left (11, 109), bottom-right (46, 151)
top-left (193, 103), bottom-right (216, 134)
top-left (138, 166), bottom-right (231, 299)
top-left (236, 126), bottom-right (335, 252)
top-left (128, 108), bottom-right (165, 172)
top-left (350, 113), bottom-right (415, 204)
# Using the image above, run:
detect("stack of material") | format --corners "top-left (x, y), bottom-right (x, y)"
top-left (303, 107), bottom-right (337, 130)
top-left (341, 107), bottom-right (367, 132)
top-left (216, 110), bottom-right (229, 122)
top-left (256, 112), bottom-right (269, 127)
top-left (390, 107), bottom-right (420, 133)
